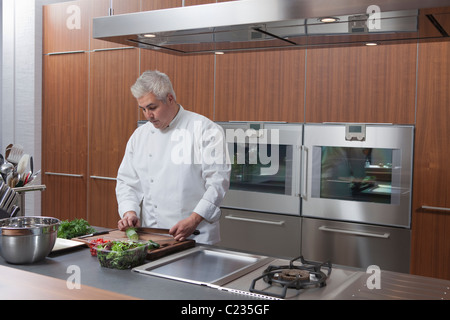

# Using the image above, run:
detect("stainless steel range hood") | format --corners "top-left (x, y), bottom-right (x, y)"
top-left (93, 0), bottom-right (450, 54)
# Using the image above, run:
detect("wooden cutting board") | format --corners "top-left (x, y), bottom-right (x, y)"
top-left (72, 229), bottom-right (195, 260)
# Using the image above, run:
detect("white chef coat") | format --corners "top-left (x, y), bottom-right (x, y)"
top-left (116, 105), bottom-right (231, 244)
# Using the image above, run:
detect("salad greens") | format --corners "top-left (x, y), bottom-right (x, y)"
top-left (57, 218), bottom-right (95, 239)
top-left (96, 240), bottom-right (147, 270)
top-left (96, 239), bottom-right (160, 270)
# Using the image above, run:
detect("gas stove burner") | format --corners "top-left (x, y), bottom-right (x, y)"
top-left (249, 256), bottom-right (332, 299)
top-left (275, 269), bottom-right (310, 282)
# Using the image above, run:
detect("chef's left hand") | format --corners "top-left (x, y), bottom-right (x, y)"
top-left (170, 212), bottom-right (203, 241)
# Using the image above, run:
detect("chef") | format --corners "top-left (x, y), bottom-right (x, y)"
top-left (116, 70), bottom-right (231, 244)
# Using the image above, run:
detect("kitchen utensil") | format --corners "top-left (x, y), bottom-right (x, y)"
top-left (3, 192), bottom-right (17, 214)
top-left (17, 154), bottom-right (30, 176)
top-left (6, 144), bottom-right (24, 165)
top-left (0, 161), bottom-right (14, 182)
top-left (9, 206), bottom-right (20, 218)
top-left (0, 187), bottom-right (12, 209)
top-left (77, 230), bottom-right (110, 239)
top-left (26, 170), bottom-right (40, 185)
top-left (0, 216), bottom-right (60, 264)
top-left (137, 227), bottom-right (200, 236)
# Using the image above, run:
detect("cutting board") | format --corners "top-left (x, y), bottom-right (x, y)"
top-left (73, 229), bottom-right (195, 260)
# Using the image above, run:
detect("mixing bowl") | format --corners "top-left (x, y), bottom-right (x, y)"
top-left (0, 216), bottom-right (60, 264)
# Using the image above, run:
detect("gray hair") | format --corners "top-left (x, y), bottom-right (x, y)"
top-left (130, 70), bottom-right (176, 102)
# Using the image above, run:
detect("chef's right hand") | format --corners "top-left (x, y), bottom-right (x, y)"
top-left (118, 211), bottom-right (140, 231)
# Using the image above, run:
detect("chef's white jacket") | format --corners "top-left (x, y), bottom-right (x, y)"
top-left (116, 105), bottom-right (231, 244)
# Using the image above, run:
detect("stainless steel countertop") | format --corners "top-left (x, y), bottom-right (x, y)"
top-left (222, 258), bottom-right (450, 300)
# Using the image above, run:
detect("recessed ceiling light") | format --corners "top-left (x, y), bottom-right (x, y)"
top-left (214, 51), bottom-right (224, 55)
top-left (365, 42), bottom-right (378, 46)
top-left (143, 34), bottom-right (156, 38)
top-left (319, 17), bottom-right (339, 23)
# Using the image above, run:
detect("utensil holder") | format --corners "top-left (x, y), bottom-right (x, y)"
top-left (12, 184), bottom-right (46, 216)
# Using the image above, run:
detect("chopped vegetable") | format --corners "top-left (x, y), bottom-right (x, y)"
top-left (125, 227), bottom-right (139, 241)
top-left (88, 238), bottom-right (109, 256)
top-left (147, 239), bottom-right (160, 249)
top-left (57, 218), bottom-right (95, 239)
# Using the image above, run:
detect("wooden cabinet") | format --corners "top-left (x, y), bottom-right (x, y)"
top-left (140, 50), bottom-right (215, 119)
top-left (215, 49), bottom-right (306, 122)
top-left (42, 52), bottom-right (89, 221)
top-left (43, 0), bottom-right (91, 53)
top-left (88, 48), bottom-right (140, 228)
top-left (305, 43), bottom-right (417, 124)
top-left (410, 40), bottom-right (450, 280)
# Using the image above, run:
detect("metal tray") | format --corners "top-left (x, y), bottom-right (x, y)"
top-left (133, 246), bottom-right (273, 287)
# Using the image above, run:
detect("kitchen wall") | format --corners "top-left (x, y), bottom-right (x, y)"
top-left (1, 0), bottom-right (68, 216)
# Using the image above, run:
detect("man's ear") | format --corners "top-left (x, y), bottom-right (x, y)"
top-left (167, 93), bottom-right (175, 104)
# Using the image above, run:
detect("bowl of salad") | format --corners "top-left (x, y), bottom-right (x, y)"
top-left (95, 240), bottom-right (149, 270)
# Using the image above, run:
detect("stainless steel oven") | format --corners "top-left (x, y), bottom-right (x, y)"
top-left (301, 123), bottom-right (414, 273)
top-left (217, 122), bottom-right (303, 216)
top-left (302, 123), bottom-right (414, 227)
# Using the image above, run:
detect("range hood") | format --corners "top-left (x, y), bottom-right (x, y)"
top-left (93, 0), bottom-right (450, 55)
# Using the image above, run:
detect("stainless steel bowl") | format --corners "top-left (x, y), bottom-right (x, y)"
top-left (0, 216), bottom-right (60, 264)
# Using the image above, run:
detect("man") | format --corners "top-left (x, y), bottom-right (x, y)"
top-left (116, 70), bottom-right (230, 244)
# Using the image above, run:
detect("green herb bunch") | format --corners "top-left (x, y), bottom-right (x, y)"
top-left (57, 218), bottom-right (95, 239)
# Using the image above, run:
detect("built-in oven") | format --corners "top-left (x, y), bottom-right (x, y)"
top-left (216, 122), bottom-right (303, 258)
top-left (217, 122), bottom-right (303, 216)
top-left (301, 123), bottom-right (414, 273)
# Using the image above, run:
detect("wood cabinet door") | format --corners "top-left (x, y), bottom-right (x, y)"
top-left (140, 50), bottom-right (215, 119)
top-left (411, 40), bottom-right (450, 280)
top-left (214, 48), bottom-right (305, 122)
top-left (88, 48), bottom-right (140, 228)
top-left (43, 0), bottom-right (91, 54)
top-left (305, 43), bottom-right (417, 124)
top-left (42, 53), bottom-right (89, 221)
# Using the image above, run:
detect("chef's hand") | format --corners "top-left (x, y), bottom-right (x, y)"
top-left (170, 212), bottom-right (203, 241)
top-left (118, 211), bottom-right (140, 231)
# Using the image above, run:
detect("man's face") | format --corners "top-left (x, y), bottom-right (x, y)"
top-left (137, 92), bottom-right (177, 129)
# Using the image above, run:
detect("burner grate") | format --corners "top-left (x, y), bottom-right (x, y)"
top-left (249, 256), bottom-right (332, 299)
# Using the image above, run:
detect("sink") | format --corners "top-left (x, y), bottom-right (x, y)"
top-left (133, 246), bottom-right (273, 287)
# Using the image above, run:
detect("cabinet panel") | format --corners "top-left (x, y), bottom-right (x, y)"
top-left (42, 53), bottom-right (88, 175)
top-left (217, 208), bottom-right (301, 259)
top-left (215, 49), bottom-right (305, 122)
top-left (42, 53), bottom-right (89, 220)
top-left (88, 179), bottom-right (118, 228)
top-left (43, 0), bottom-right (91, 53)
top-left (140, 50), bottom-right (215, 119)
top-left (140, 0), bottom-right (181, 11)
top-left (305, 43), bottom-right (417, 124)
top-left (88, 48), bottom-right (140, 226)
top-left (411, 40), bottom-right (450, 280)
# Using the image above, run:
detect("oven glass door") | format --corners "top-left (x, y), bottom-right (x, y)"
top-left (218, 122), bottom-right (302, 215)
top-left (303, 124), bottom-right (414, 228)
top-left (313, 146), bottom-right (398, 205)
top-left (230, 143), bottom-right (293, 195)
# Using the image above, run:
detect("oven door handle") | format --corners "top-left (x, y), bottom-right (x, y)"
top-left (224, 215), bottom-right (285, 226)
top-left (300, 145), bottom-right (308, 200)
top-left (318, 226), bottom-right (390, 239)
